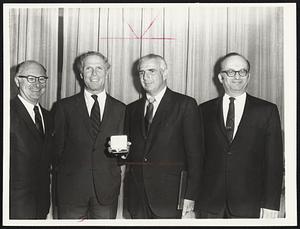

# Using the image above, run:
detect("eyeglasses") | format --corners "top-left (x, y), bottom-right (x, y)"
top-left (221, 69), bottom-right (249, 78)
top-left (18, 75), bottom-right (48, 84)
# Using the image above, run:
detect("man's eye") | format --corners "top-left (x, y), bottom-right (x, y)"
top-left (85, 67), bottom-right (92, 71)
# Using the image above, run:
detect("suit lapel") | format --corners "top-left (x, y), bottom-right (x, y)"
top-left (216, 97), bottom-right (228, 142)
top-left (232, 94), bottom-right (254, 144)
top-left (75, 93), bottom-right (93, 139)
top-left (137, 98), bottom-right (147, 139)
top-left (12, 96), bottom-right (43, 141)
top-left (144, 88), bottom-right (172, 155)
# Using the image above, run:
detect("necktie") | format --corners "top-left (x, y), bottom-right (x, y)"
top-left (226, 97), bottom-right (235, 142)
top-left (33, 106), bottom-right (44, 137)
top-left (90, 95), bottom-right (101, 139)
top-left (145, 97), bottom-right (155, 133)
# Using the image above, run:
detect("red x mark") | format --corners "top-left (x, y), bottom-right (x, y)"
top-left (100, 16), bottom-right (175, 40)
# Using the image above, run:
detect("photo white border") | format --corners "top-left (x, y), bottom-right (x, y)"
top-left (3, 3), bottom-right (297, 227)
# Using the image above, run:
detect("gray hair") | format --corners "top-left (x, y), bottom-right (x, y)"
top-left (138, 54), bottom-right (168, 71)
top-left (15, 60), bottom-right (47, 76)
top-left (77, 51), bottom-right (111, 73)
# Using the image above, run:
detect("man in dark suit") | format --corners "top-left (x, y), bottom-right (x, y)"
top-left (124, 54), bottom-right (203, 219)
top-left (10, 60), bottom-right (52, 219)
top-left (53, 51), bottom-right (125, 219)
top-left (198, 52), bottom-right (283, 218)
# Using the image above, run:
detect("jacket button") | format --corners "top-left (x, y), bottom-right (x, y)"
top-left (227, 151), bottom-right (232, 155)
top-left (144, 158), bottom-right (148, 162)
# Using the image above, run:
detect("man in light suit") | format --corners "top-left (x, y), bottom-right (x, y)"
top-left (10, 60), bottom-right (52, 219)
top-left (53, 51), bottom-right (125, 219)
top-left (197, 52), bottom-right (283, 218)
top-left (124, 54), bottom-right (203, 219)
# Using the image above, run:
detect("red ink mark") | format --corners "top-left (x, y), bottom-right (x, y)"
top-left (127, 23), bottom-right (139, 39)
top-left (100, 16), bottom-right (175, 41)
top-left (79, 216), bottom-right (87, 222)
top-left (141, 15), bottom-right (159, 38)
top-left (100, 37), bottom-right (175, 40)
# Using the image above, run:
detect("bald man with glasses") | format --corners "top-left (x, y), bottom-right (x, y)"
top-left (197, 52), bottom-right (284, 218)
top-left (10, 60), bottom-right (53, 219)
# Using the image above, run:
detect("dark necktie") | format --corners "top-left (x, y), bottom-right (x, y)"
top-left (33, 105), bottom-right (44, 137)
top-left (145, 97), bottom-right (155, 133)
top-left (90, 95), bottom-right (101, 139)
top-left (226, 97), bottom-right (235, 142)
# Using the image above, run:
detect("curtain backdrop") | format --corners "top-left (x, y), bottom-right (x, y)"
top-left (9, 8), bottom-right (58, 109)
top-left (9, 6), bottom-right (284, 218)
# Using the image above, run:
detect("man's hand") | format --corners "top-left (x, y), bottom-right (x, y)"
top-left (260, 208), bottom-right (279, 218)
top-left (181, 199), bottom-right (195, 218)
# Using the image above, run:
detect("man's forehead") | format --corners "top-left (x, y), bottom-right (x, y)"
top-left (222, 55), bottom-right (248, 69)
top-left (83, 55), bottom-right (105, 65)
top-left (139, 59), bottom-right (160, 69)
top-left (19, 63), bottom-right (46, 75)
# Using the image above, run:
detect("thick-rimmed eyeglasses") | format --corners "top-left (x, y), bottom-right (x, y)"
top-left (18, 75), bottom-right (48, 83)
top-left (221, 69), bottom-right (249, 78)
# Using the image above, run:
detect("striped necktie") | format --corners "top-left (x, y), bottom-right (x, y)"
top-left (90, 95), bottom-right (101, 139)
top-left (225, 97), bottom-right (235, 142)
top-left (33, 105), bottom-right (44, 138)
top-left (145, 97), bottom-right (155, 133)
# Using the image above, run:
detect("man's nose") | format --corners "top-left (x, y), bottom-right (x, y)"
top-left (234, 72), bottom-right (241, 79)
top-left (92, 69), bottom-right (97, 76)
top-left (143, 72), bottom-right (151, 80)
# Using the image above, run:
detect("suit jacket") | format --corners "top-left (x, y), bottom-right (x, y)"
top-left (53, 92), bottom-right (125, 206)
top-left (124, 88), bottom-right (203, 218)
top-left (10, 96), bottom-right (52, 219)
top-left (198, 93), bottom-right (283, 217)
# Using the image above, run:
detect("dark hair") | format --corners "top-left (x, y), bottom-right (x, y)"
top-left (77, 51), bottom-right (110, 73)
top-left (138, 53), bottom-right (167, 71)
top-left (15, 60), bottom-right (47, 76)
top-left (219, 52), bottom-right (250, 71)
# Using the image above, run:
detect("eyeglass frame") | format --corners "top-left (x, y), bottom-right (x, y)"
top-left (220, 69), bottom-right (249, 78)
top-left (18, 75), bottom-right (49, 84)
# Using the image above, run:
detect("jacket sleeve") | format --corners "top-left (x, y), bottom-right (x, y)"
top-left (183, 98), bottom-right (204, 200)
top-left (52, 102), bottom-right (66, 171)
top-left (262, 105), bottom-right (284, 210)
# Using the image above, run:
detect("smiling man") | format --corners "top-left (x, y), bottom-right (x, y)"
top-left (10, 60), bottom-right (52, 219)
top-left (124, 54), bottom-right (203, 219)
top-left (53, 51), bottom-right (125, 219)
top-left (197, 52), bottom-right (284, 218)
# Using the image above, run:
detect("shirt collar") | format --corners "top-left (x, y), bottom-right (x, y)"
top-left (224, 92), bottom-right (246, 102)
top-left (18, 94), bottom-right (40, 109)
top-left (146, 86), bottom-right (167, 104)
top-left (84, 88), bottom-right (106, 101)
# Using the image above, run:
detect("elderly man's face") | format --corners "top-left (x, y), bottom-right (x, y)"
top-left (138, 58), bottom-right (167, 96)
top-left (15, 63), bottom-right (47, 105)
top-left (81, 55), bottom-right (107, 94)
top-left (218, 55), bottom-right (250, 97)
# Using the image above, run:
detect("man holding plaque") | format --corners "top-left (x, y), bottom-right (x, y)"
top-left (53, 51), bottom-right (125, 219)
top-left (124, 54), bottom-right (203, 219)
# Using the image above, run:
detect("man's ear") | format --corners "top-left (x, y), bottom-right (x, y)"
top-left (14, 76), bottom-right (20, 88)
top-left (218, 73), bottom-right (224, 84)
top-left (247, 73), bottom-right (251, 83)
top-left (162, 69), bottom-right (168, 80)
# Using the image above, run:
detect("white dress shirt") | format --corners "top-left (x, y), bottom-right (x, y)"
top-left (144, 86), bottom-right (167, 118)
top-left (222, 93), bottom-right (247, 139)
top-left (18, 94), bottom-right (45, 131)
top-left (84, 89), bottom-right (106, 121)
